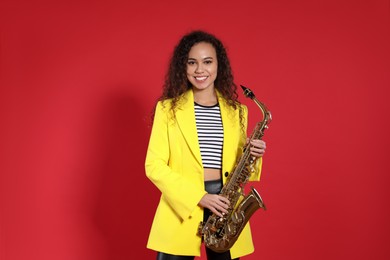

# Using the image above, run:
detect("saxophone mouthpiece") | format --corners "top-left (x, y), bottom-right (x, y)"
top-left (240, 85), bottom-right (255, 99)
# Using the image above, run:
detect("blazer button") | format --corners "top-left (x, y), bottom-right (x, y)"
top-left (225, 172), bottom-right (229, 177)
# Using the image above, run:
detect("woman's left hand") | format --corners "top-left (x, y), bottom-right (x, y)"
top-left (247, 138), bottom-right (266, 158)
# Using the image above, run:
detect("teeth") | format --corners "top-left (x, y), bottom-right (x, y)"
top-left (195, 76), bottom-right (207, 81)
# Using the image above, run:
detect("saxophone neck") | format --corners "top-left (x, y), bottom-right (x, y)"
top-left (254, 98), bottom-right (272, 124)
top-left (240, 85), bottom-right (272, 128)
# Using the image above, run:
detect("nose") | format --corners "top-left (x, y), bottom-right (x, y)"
top-left (195, 63), bottom-right (204, 73)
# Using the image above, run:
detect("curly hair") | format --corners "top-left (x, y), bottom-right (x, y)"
top-left (158, 30), bottom-right (241, 115)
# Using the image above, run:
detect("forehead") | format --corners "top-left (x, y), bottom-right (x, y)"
top-left (188, 42), bottom-right (216, 58)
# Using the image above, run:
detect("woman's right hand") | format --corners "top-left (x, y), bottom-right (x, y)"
top-left (198, 194), bottom-right (230, 217)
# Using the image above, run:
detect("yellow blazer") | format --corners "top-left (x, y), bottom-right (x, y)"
top-left (145, 89), bottom-right (262, 258)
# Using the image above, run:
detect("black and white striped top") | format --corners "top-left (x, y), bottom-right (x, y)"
top-left (194, 102), bottom-right (223, 169)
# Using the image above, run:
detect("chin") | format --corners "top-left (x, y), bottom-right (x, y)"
top-left (192, 84), bottom-right (212, 91)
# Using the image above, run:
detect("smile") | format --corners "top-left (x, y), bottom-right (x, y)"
top-left (194, 76), bottom-right (208, 81)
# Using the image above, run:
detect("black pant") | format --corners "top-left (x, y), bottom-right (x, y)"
top-left (156, 180), bottom-right (239, 260)
top-left (156, 249), bottom-right (239, 260)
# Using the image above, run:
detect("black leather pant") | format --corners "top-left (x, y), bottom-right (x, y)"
top-left (156, 180), bottom-right (239, 260)
top-left (156, 249), bottom-right (238, 260)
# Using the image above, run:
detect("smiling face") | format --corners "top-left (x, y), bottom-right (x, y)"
top-left (186, 42), bottom-right (218, 92)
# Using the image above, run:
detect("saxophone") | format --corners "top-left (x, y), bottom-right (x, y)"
top-left (197, 85), bottom-right (272, 253)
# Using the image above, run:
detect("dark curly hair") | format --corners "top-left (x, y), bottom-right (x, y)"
top-left (157, 30), bottom-right (242, 117)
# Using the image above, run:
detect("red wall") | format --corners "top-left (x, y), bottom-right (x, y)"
top-left (1, 0), bottom-right (389, 259)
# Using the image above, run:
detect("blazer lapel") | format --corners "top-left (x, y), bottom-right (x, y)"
top-left (175, 90), bottom-right (203, 168)
top-left (175, 90), bottom-right (241, 171)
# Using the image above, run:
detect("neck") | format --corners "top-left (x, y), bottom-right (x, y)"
top-left (193, 88), bottom-right (218, 106)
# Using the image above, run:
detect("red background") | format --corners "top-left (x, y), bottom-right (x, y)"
top-left (1, 0), bottom-right (389, 259)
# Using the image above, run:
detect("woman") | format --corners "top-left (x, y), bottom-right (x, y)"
top-left (145, 30), bottom-right (266, 260)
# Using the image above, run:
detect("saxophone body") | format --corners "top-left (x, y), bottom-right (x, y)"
top-left (197, 85), bottom-right (272, 253)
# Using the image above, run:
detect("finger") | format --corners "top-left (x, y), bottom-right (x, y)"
top-left (250, 140), bottom-right (266, 149)
top-left (212, 196), bottom-right (229, 208)
top-left (250, 145), bottom-right (265, 153)
top-left (251, 150), bottom-right (265, 156)
top-left (250, 142), bottom-right (266, 153)
top-left (207, 202), bottom-right (225, 217)
top-left (211, 208), bottom-right (224, 218)
top-left (215, 200), bottom-right (230, 211)
top-left (214, 204), bottom-right (229, 214)
top-left (207, 195), bottom-right (228, 208)
top-left (218, 196), bottom-right (230, 206)
top-left (250, 149), bottom-right (265, 158)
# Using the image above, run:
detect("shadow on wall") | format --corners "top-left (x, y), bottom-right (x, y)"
top-left (89, 88), bottom-right (158, 259)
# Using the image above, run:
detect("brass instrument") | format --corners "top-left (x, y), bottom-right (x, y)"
top-left (197, 85), bottom-right (272, 252)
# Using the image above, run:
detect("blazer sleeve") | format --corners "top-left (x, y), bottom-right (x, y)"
top-left (145, 101), bottom-right (207, 220)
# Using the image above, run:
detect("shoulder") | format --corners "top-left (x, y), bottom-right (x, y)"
top-left (150, 98), bottom-right (172, 123)
top-left (157, 90), bottom-right (192, 110)
top-left (156, 99), bottom-right (173, 111)
top-left (154, 92), bottom-right (191, 123)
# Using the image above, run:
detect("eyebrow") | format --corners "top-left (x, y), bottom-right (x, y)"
top-left (188, 57), bottom-right (214, 60)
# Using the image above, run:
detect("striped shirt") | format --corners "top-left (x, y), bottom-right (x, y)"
top-left (194, 102), bottom-right (223, 169)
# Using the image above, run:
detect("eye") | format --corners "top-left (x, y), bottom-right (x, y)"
top-left (204, 60), bottom-right (213, 65)
top-left (187, 60), bottom-right (196, 65)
